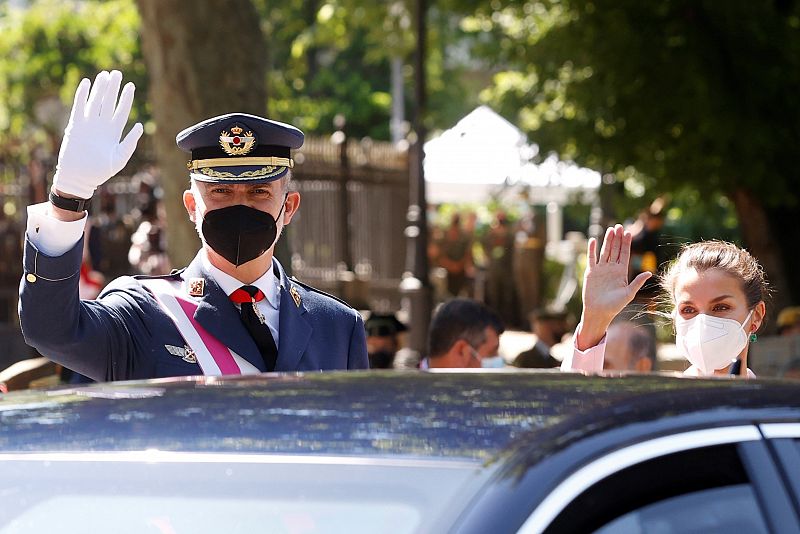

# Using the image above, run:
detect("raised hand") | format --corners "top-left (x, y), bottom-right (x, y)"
top-left (52, 70), bottom-right (144, 200)
top-left (576, 224), bottom-right (652, 350)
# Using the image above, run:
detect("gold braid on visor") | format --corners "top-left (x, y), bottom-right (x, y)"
top-left (187, 156), bottom-right (294, 171)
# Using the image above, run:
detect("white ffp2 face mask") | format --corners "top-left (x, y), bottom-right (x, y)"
top-left (470, 348), bottom-right (505, 369)
top-left (675, 310), bottom-right (753, 375)
top-left (480, 355), bottom-right (505, 368)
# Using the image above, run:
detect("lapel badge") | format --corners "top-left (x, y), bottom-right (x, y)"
top-left (290, 285), bottom-right (302, 308)
top-left (188, 278), bottom-right (205, 297)
top-left (165, 344), bottom-right (183, 358)
top-left (182, 346), bottom-right (197, 364)
top-left (165, 344), bottom-right (197, 364)
top-left (220, 124), bottom-right (256, 156)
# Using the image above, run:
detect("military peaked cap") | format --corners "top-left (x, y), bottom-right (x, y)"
top-left (176, 113), bottom-right (304, 183)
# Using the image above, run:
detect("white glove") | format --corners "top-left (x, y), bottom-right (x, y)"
top-left (52, 70), bottom-right (144, 199)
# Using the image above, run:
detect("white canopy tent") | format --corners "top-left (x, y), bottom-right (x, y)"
top-left (423, 106), bottom-right (600, 205)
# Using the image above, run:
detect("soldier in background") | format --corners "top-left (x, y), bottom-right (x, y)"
top-left (513, 308), bottom-right (568, 369)
top-left (482, 211), bottom-right (517, 326)
top-left (434, 213), bottom-right (473, 298)
top-left (364, 312), bottom-right (407, 369)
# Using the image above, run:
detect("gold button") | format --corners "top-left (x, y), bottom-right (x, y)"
top-left (26, 273), bottom-right (37, 283)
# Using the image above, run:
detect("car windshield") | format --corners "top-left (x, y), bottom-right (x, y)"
top-left (0, 454), bottom-right (486, 534)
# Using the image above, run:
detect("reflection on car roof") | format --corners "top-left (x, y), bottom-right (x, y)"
top-left (1, 371), bottom-right (799, 462)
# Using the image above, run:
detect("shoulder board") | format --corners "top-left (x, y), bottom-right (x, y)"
top-left (133, 268), bottom-right (185, 281)
top-left (290, 276), bottom-right (354, 309)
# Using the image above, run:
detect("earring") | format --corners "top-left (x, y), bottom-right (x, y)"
top-left (749, 333), bottom-right (758, 343)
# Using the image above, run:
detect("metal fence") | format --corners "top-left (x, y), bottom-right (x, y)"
top-left (289, 135), bottom-right (410, 310)
top-left (0, 135), bottom-right (411, 327)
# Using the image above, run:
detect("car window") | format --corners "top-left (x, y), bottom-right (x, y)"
top-left (0, 496), bottom-right (421, 534)
top-left (594, 484), bottom-right (768, 534)
top-left (544, 444), bottom-right (769, 533)
top-left (0, 456), bottom-right (486, 534)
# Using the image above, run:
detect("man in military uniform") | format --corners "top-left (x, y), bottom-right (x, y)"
top-left (19, 70), bottom-right (368, 381)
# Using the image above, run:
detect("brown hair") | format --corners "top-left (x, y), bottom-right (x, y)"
top-left (659, 240), bottom-right (769, 309)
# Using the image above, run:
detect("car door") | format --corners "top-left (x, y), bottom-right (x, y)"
top-left (517, 425), bottom-right (800, 534)
top-left (761, 423), bottom-right (800, 518)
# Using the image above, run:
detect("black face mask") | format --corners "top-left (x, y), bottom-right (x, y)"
top-left (201, 202), bottom-right (285, 267)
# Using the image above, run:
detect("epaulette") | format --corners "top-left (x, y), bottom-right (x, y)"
top-left (290, 276), bottom-right (354, 309)
top-left (133, 268), bottom-right (186, 281)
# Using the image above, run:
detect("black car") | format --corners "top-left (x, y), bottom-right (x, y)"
top-left (1, 371), bottom-right (800, 533)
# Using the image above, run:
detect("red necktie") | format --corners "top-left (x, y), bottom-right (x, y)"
top-left (230, 285), bottom-right (278, 371)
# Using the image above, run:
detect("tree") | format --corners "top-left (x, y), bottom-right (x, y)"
top-left (254, 0), bottom-right (484, 139)
top-left (136, 0), bottom-right (268, 266)
top-left (0, 0), bottom-right (144, 167)
top-left (470, 0), bottom-right (800, 312)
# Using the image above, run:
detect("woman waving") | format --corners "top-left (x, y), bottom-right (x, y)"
top-left (561, 225), bottom-right (766, 377)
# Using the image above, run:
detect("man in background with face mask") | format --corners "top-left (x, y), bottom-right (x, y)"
top-left (18, 70), bottom-right (368, 381)
top-left (424, 298), bottom-right (505, 369)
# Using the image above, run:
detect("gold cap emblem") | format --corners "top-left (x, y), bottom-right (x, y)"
top-left (219, 124), bottom-right (256, 156)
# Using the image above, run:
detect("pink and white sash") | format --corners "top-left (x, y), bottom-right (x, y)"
top-left (140, 278), bottom-right (260, 376)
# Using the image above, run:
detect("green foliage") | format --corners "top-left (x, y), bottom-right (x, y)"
top-left (255, 0), bottom-right (484, 138)
top-left (470, 0), bottom-right (800, 212)
top-left (663, 188), bottom-right (740, 241)
top-left (0, 0), bottom-right (487, 150)
top-left (255, 0), bottom-right (401, 137)
top-left (0, 0), bottom-right (145, 160)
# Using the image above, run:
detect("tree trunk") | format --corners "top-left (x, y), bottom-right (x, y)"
top-left (731, 188), bottom-right (791, 333)
top-left (136, 0), bottom-right (267, 267)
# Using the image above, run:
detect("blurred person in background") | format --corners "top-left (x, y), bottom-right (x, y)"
top-left (128, 197), bottom-right (171, 275)
top-left (364, 312), bottom-right (407, 369)
top-left (777, 306), bottom-right (800, 337)
top-left (434, 213), bottom-right (473, 298)
top-left (482, 210), bottom-right (518, 326)
top-left (603, 317), bottom-right (657, 373)
top-left (513, 308), bottom-right (568, 369)
top-left (0, 207), bottom-right (23, 289)
top-left (424, 298), bottom-right (504, 369)
top-left (628, 200), bottom-right (665, 301)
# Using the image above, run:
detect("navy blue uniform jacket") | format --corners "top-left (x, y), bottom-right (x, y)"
top-left (19, 237), bottom-right (368, 381)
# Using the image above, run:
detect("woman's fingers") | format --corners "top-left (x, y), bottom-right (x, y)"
top-left (587, 237), bottom-right (598, 267)
top-left (596, 224), bottom-right (635, 264)
top-left (627, 271), bottom-right (652, 300)
top-left (610, 224), bottom-right (624, 263)
top-left (619, 229), bottom-right (633, 267)
top-left (599, 226), bottom-right (614, 263)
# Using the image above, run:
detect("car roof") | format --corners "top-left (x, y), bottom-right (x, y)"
top-left (1, 371), bottom-right (799, 462)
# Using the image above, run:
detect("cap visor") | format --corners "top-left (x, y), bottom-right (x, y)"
top-left (190, 165), bottom-right (288, 184)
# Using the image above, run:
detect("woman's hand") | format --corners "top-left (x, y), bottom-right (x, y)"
top-left (576, 224), bottom-right (652, 350)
